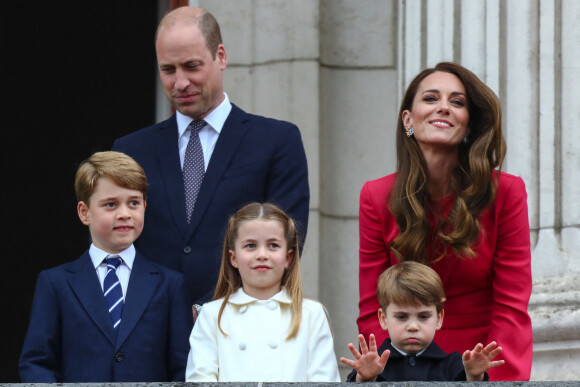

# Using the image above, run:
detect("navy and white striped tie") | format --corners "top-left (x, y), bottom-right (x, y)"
top-left (104, 256), bottom-right (124, 332)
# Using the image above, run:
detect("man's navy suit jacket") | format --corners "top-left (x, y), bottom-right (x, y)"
top-left (112, 104), bottom-right (310, 304)
top-left (18, 251), bottom-right (193, 382)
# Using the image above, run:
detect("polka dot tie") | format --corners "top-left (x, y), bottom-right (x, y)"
top-left (183, 119), bottom-right (206, 223)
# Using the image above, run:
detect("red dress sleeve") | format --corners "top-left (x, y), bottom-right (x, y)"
top-left (485, 174), bottom-right (533, 380)
top-left (357, 176), bottom-right (398, 345)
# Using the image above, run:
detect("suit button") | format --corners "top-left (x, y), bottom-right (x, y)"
top-left (183, 246), bottom-right (192, 253)
top-left (115, 352), bottom-right (124, 362)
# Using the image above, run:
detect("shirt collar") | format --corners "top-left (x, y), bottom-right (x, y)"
top-left (176, 92), bottom-right (232, 139)
top-left (89, 243), bottom-right (136, 269)
top-left (228, 287), bottom-right (292, 305)
top-left (390, 342), bottom-right (427, 357)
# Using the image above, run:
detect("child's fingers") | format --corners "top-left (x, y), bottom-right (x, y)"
top-left (340, 357), bottom-right (356, 367)
top-left (488, 359), bottom-right (506, 369)
top-left (347, 343), bottom-right (362, 358)
top-left (471, 342), bottom-right (484, 353)
top-left (379, 349), bottom-right (391, 366)
top-left (369, 333), bottom-right (377, 352)
top-left (483, 341), bottom-right (498, 352)
top-left (358, 334), bottom-right (369, 354)
top-left (488, 346), bottom-right (503, 359)
top-left (462, 349), bottom-right (472, 362)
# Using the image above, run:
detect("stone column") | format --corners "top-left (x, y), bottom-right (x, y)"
top-left (319, 0), bottom-right (398, 378)
top-left (198, 0), bottom-right (322, 298)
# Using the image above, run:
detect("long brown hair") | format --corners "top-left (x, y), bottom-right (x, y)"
top-left (214, 202), bottom-right (303, 339)
top-left (389, 62), bottom-right (506, 262)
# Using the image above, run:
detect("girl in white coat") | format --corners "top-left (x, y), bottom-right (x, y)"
top-left (185, 202), bottom-right (341, 382)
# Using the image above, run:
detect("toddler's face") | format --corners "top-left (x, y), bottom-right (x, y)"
top-left (378, 302), bottom-right (443, 355)
top-left (229, 219), bottom-right (293, 300)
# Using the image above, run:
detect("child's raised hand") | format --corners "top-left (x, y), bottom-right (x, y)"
top-left (462, 341), bottom-right (505, 381)
top-left (340, 334), bottom-right (390, 382)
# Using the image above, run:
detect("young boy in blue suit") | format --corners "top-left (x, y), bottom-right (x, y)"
top-left (19, 151), bottom-right (193, 382)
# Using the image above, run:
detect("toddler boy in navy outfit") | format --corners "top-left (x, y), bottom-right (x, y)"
top-left (19, 151), bottom-right (192, 382)
top-left (342, 261), bottom-right (504, 381)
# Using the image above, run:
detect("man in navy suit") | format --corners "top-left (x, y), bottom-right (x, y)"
top-left (112, 7), bottom-right (310, 307)
top-left (19, 152), bottom-right (192, 382)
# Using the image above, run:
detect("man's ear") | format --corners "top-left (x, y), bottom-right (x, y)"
top-left (216, 44), bottom-right (227, 70)
top-left (378, 308), bottom-right (389, 331)
top-left (77, 201), bottom-right (90, 226)
top-left (436, 309), bottom-right (444, 330)
top-left (229, 250), bottom-right (238, 268)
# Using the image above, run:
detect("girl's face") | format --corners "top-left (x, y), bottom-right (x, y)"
top-left (229, 219), bottom-right (293, 300)
top-left (402, 71), bottom-right (470, 153)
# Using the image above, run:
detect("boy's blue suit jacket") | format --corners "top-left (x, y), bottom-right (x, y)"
top-left (112, 104), bottom-right (310, 305)
top-left (18, 250), bottom-right (193, 382)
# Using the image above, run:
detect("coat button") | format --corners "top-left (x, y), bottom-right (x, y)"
top-left (268, 341), bottom-right (278, 349)
top-left (408, 357), bottom-right (416, 366)
top-left (183, 246), bottom-right (192, 253)
top-left (239, 342), bottom-right (247, 350)
top-left (267, 301), bottom-right (277, 310)
top-left (115, 352), bottom-right (124, 362)
top-left (239, 305), bottom-right (247, 313)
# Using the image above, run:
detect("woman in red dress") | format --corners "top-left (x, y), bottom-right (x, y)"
top-left (357, 62), bottom-right (532, 381)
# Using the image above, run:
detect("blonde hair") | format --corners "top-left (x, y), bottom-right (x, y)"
top-left (377, 261), bottom-right (446, 314)
top-left (214, 202), bottom-right (303, 339)
top-left (75, 151), bottom-right (147, 205)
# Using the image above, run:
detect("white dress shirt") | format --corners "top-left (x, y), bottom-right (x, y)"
top-left (89, 243), bottom-right (135, 298)
top-left (186, 287), bottom-right (340, 382)
top-left (176, 92), bottom-right (233, 170)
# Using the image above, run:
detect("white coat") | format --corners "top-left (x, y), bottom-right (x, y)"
top-left (185, 288), bottom-right (340, 382)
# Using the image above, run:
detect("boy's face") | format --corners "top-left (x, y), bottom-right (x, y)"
top-left (77, 177), bottom-right (146, 254)
top-left (378, 302), bottom-right (443, 355)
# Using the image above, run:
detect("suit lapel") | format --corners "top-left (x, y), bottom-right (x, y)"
top-left (186, 105), bottom-right (250, 237)
top-left (67, 251), bottom-right (116, 346)
top-left (115, 253), bottom-right (159, 350)
top-left (154, 116), bottom-right (189, 237)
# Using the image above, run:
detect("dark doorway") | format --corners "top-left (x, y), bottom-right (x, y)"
top-left (0, 1), bottom-right (159, 381)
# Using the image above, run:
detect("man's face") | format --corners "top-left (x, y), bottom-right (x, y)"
top-left (156, 23), bottom-right (227, 119)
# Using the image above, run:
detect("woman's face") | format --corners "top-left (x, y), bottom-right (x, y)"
top-left (402, 71), bottom-right (470, 153)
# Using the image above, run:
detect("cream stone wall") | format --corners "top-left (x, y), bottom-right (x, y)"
top-left (160, 0), bottom-right (580, 381)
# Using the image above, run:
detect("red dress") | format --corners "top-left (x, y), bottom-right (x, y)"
top-left (357, 172), bottom-right (532, 381)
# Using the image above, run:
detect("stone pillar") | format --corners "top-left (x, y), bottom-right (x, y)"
top-left (319, 0), bottom-right (398, 378)
top-left (198, 0), bottom-right (322, 298)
